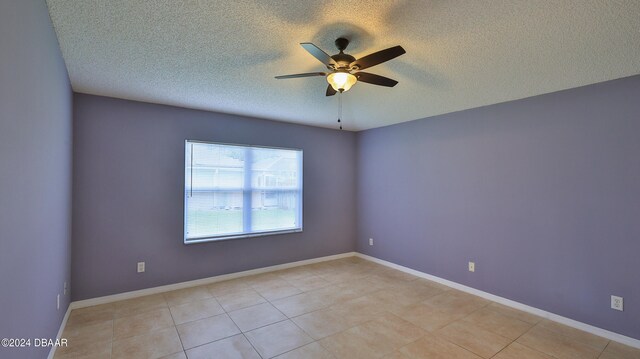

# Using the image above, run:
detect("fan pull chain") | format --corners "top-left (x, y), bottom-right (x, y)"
top-left (337, 92), bottom-right (343, 130)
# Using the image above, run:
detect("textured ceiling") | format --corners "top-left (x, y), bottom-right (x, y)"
top-left (47, 0), bottom-right (640, 131)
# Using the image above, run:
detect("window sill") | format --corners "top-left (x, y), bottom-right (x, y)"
top-left (184, 228), bottom-right (303, 244)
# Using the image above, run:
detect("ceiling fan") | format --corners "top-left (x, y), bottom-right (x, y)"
top-left (275, 38), bottom-right (406, 96)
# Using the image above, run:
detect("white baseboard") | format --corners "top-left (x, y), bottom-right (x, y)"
top-left (49, 252), bottom-right (356, 358)
top-left (56, 250), bottom-right (639, 351)
top-left (70, 252), bottom-right (356, 310)
top-left (355, 253), bottom-right (640, 349)
top-left (47, 305), bottom-right (71, 359)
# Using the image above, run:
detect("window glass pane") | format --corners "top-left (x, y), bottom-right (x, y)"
top-left (251, 148), bottom-right (301, 189)
top-left (186, 191), bottom-right (243, 238)
top-left (251, 191), bottom-right (299, 232)
top-left (191, 143), bottom-right (244, 190)
top-left (185, 141), bottom-right (302, 242)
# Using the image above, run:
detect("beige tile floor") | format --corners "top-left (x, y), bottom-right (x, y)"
top-left (54, 257), bottom-right (640, 359)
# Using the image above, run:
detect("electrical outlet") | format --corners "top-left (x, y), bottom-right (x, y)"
top-left (611, 295), bottom-right (623, 311)
top-left (369, 238), bottom-right (374, 246)
top-left (137, 262), bottom-right (145, 273)
top-left (64, 282), bottom-right (68, 295)
top-left (57, 294), bottom-right (60, 310)
top-left (468, 261), bottom-right (475, 272)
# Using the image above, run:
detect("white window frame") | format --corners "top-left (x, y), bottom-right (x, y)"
top-left (184, 140), bottom-right (303, 244)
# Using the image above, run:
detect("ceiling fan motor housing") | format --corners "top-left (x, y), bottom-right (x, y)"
top-left (331, 38), bottom-right (357, 70)
top-left (331, 53), bottom-right (356, 70)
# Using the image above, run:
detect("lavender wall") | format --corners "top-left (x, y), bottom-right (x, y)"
top-left (0, 0), bottom-right (73, 358)
top-left (72, 94), bottom-right (356, 300)
top-left (357, 75), bottom-right (640, 339)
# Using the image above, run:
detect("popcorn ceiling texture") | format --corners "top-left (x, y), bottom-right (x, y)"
top-left (46, 0), bottom-right (640, 131)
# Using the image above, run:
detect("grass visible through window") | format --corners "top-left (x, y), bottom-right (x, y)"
top-left (186, 208), bottom-right (296, 238)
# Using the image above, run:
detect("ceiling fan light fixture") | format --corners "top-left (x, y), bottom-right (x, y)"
top-left (327, 72), bottom-right (357, 92)
top-left (275, 39), bottom-right (405, 98)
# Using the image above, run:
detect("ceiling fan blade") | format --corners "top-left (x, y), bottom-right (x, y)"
top-left (301, 43), bottom-right (337, 67)
top-left (355, 72), bottom-right (399, 87)
top-left (326, 84), bottom-right (337, 96)
top-left (351, 45), bottom-right (406, 70)
top-left (275, 72), bottom-right (326, 79)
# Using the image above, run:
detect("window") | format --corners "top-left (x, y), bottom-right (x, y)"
top-left (184, 141), bottom-right (303, 243)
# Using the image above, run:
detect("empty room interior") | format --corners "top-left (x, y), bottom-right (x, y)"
top-left (2, 1), bottom-right (640, 358)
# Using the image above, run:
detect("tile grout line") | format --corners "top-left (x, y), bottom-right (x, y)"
top-left (170, 288), bottom-right (265, 356)
top-left (60, 261), bottom-right (432, 358)
top-left (255, 261), bottom-right (372, 358)
top-left (227, 309), bottom-right (289, 334)
top-left (165, 296), bottom-right (188, 358)
top-left (401, 306), bottom-right (489, 359)
top-left (63, 261), bottom-right (481, 358)
top-left (260, 278), bottom-right (326, 358)
top-left (227, 279), bottom-right (287, 358)
top-left (514, 323), bottom-right (580, 359)
top-left (431, 302), bottom-right (512, 358)
top-left (62, 257), bottom-right (636, 358)
top-left (486, 316), bottom-right (535, 358)
top-left (597, 341), bottom-right (611, 359)
top-left (69, 253), bottom-right (357, 310)
top-left (166, 276), bottom-right (317, 356)
top-left (486, 317), bottom-right (522, 359)
top-left (529, 320), bottom-right (612, 355)
top-left (357, 253), bottom-right (640, 349)
top-left (111, 314), bottom-right (114, 359)
top-left (307, 270), bottom-right (515, 358)
top-left (241, 332), bottom-right (265, 359)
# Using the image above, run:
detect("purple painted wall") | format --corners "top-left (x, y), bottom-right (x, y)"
top-left (0, 0), bottom-right (73, 358)
top-left (357, 75), bottom-right (640, 339)
top-left (72, 94), bottom-right (357, 300)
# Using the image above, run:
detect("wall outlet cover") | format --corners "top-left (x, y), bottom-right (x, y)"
top-left (468, 261), bottom-right (475, 272)
top-left (369, 238), bottom-right (374, 246)
top-left (137, 262), bottom-right (145, 273)
top-left (611, 295), bottom-right (623, 311)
